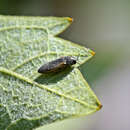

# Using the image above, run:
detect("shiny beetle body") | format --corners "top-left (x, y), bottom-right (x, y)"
top-left (38, 56), bottom-right (76, 74)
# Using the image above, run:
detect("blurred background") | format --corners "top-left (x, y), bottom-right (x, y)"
top-left (0, 0), bottom-right (129, 130)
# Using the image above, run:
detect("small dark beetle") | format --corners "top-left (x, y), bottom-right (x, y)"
top-left (38, 56), bottom-right (76, 74)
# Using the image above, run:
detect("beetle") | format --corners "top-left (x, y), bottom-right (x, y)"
top-left (38, 56), bottom-right (77, 74)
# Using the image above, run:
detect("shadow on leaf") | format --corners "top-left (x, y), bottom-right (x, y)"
top-left (34, 67), bottom-right (73, 85)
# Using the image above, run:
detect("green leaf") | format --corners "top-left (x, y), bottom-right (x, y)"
top-left (0, 15), bottom-right (102, 130)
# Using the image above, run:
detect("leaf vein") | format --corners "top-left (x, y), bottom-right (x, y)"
top-left (12, 52), bottom-right (86, 71)
top-left (0, 67), bottom-right (97, 109)
top-left (0, 26), bottom-right (48, 32)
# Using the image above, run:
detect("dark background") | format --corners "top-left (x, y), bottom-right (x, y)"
top-left (0, 0), bottom-right (130, 130)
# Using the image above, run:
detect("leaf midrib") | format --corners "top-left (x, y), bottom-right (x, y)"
top-left (0, 67), bottom-right (97, 109)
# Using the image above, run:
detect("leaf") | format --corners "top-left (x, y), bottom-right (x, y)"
top-left (0, 15), bottom-right (102, 130)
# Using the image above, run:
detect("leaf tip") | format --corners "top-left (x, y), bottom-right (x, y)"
top-left (97, 104), bottom-right (103, 111)
top-left (89, 49), bottom-right (96, 56)
top-left (67, 17), bottom-right (73, 23)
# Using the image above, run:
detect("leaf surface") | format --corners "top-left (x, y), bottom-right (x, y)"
top-left (0, 15), bottom-right (102, 130)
